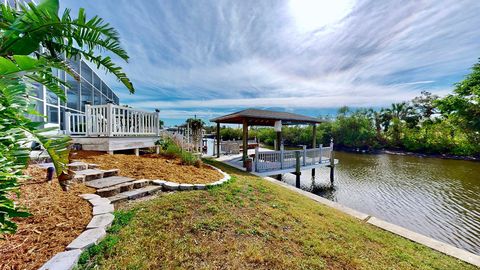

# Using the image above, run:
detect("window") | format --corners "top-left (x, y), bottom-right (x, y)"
top-left (81, 80), bottom-right (93, 111)
top-left (47, 106), bottom-right (59, 124)
top-left (57, 69), bottom-right (66, 106)
top-left (102, 82), bottom-right (108, 97)
top-left (69, 57), bottom-right (81, 74)
top-left (101, 81), bottom-right (108, 97)
top-left (60, 108), bottom-right (66, 130)
top-left (113, 94), bottom-right (119, 105)
top-left (67, 74), bottom-right (80, 110)
top-left (94, 89), bottom-right (102, 105)
top-left (107, 88), bottom-right (113, 100)
top-left (94, 73), bottom-right (101, 90)
top-left (28, 99), bottom-right (44, 122)
top-left (30, 82), bottom-right (43, 99)
top-left (46, 89), bottom-right (58, 105)
top-left (81, 62), bottom-right (93, 84)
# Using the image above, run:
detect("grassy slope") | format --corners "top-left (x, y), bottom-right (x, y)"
top-left (94, 161), bottom-right (475, 270)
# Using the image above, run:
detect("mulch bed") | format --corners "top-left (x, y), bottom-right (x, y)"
top-left (0, 166), bottom-right (95, 270)
top-left (72, 151), bottom-right (223, 184)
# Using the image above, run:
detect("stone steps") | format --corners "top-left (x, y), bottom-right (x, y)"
top-left (107, 185), bottom-right (162, 203)
top-left (73, 163), bottom-right (166, 205)
top-left (86, 176), bottom-right (135, 189)
top-left (75, 169), bottom-right (105, 181)
top-left (68, 161), bottom-right (99, 172)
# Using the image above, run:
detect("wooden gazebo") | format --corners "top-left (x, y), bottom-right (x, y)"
top-left (211, 109), bottom-right (337, 186)
top-left (210, 108), bottom-right (324, 160)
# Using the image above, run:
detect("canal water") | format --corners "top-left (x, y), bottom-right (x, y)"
top-left (280, 151), bottom-right (480, 255)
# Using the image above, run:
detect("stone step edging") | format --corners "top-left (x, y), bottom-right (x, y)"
top-left (39, 194), bottom-right (114, 270)
top-left (151, 164), bottom-right (231, 191)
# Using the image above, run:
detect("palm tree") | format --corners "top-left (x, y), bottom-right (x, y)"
top-left (383, 102), bottom-right (420, 146)
top-left (0, 0), bottom-right (134, 233)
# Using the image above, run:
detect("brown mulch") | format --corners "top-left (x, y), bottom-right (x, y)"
top-left (72, 151), bottom-right (223, 184)
top-left (0, 166), bottom-right (95, 270)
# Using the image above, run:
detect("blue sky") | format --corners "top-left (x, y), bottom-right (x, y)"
top-left (61, 0), bottom-right (480, 126)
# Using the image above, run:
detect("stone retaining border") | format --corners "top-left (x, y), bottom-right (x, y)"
top-left (39, 164), bottom-right (231, 270)
top-left (40, 194), bottom-right (114, 270)
top-left (263, 176), bottom-right (480, 268)
top-left (152, 164), bottom-right (231, 191)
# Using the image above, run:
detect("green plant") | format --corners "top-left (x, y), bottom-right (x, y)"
top-left (436, 59), bottom-right (480, 147)
top-left (76, 210), bottom-right (135, 270)
top-left (164, 143), bottom-right (182, 159)
top-left (180, 150), bottom-right (198, 166)
top-left (0, 0), bottom-right (134, 234)
top-left (158, 136), bottom-right (202, 165)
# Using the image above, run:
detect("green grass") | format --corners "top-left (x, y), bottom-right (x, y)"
top-left (75, 210), bottom-right (136, 270)
top-left (83, 160), bottom-right (476, 270)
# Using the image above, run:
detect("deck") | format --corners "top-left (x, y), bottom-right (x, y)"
top-left (217, 144), bottom-right (338, 177)
top-left (66, 104), bottom-right (161, 154)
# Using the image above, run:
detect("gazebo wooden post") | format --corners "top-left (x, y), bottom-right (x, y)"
top-left (276, 131), bottom-right (282, 151)
top-left (275, 128), bottom-right (282, 180)
top-left (312, 123), bottom-right (317, 177)
top-left (242, 119), bottom-right (248, 164)
top-left (216, 122), bottom-right (220, 158)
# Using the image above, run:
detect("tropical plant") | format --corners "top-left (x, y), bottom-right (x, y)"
top-left (0, 0), bottom-right (134, 234)
top-left (331, 108), bottom-right (377, 149)
top-left (436, 59), bottom-right (480, 135)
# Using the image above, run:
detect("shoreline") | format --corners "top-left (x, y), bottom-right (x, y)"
top-left (335, 147), bottom-right (479, 162)
top-left (260, 143), bottom-right (479, 161)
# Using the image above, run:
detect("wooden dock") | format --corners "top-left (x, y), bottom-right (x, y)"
top-left (254, 143), bottom-right (337, 175)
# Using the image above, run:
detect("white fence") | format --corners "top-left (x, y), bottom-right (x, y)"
top-left (65, 104), bottom-right (160, 137)
top-left (254, 142), bottom-right (333, 173)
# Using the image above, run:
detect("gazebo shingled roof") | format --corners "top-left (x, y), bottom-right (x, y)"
top-left (210, 108), bottom-right (323, 126)
top-left (211, 109), bottom-right (322, 159)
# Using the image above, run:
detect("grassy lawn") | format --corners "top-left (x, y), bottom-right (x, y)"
top-left (80, 160), bottom-right (475, 270)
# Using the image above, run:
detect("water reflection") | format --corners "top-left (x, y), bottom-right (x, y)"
top-left (280, 151), bottom-right (480, 255)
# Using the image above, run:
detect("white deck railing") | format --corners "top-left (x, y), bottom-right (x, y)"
top-left (254, 142), bottom-right (333, 173)
top-left (65, 104), bottom-right (160, 137)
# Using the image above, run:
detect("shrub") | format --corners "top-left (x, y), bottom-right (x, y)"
top-left (164, 143), bottom-right (182, 159)
top-left (180, 151), bottom-right (197, 166)
top-left (159, 136), bottom-right (202, 166)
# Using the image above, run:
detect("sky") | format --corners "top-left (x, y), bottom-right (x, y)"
top-left (61, 0), bottom-right (480, 126)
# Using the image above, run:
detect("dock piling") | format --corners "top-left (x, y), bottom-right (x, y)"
top-left (329, 139), bottom-right (335, 185)
top-left (295, 151), bottom-right (301, 188)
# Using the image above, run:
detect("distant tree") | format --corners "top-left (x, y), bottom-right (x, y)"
top-left (436, 60), bottom-right (480, 132)
top-left (383, 102), bottom-right (420, 145)
top-left (331, 108), bottom-right (377, 149)
top-left (412, 91), bottom-right (439, 119)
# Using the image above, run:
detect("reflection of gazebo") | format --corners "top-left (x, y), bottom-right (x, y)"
top-left (210, 108), bottom-right (323, 160)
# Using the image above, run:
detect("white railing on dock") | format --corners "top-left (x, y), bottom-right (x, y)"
top-left (254, 142), bottom-right (333, 173)
top-left (65, 104), bottom-right (160, 137)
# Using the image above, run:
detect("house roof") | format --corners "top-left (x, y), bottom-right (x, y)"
top-left (210, 108), bottom-right (323, 126)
